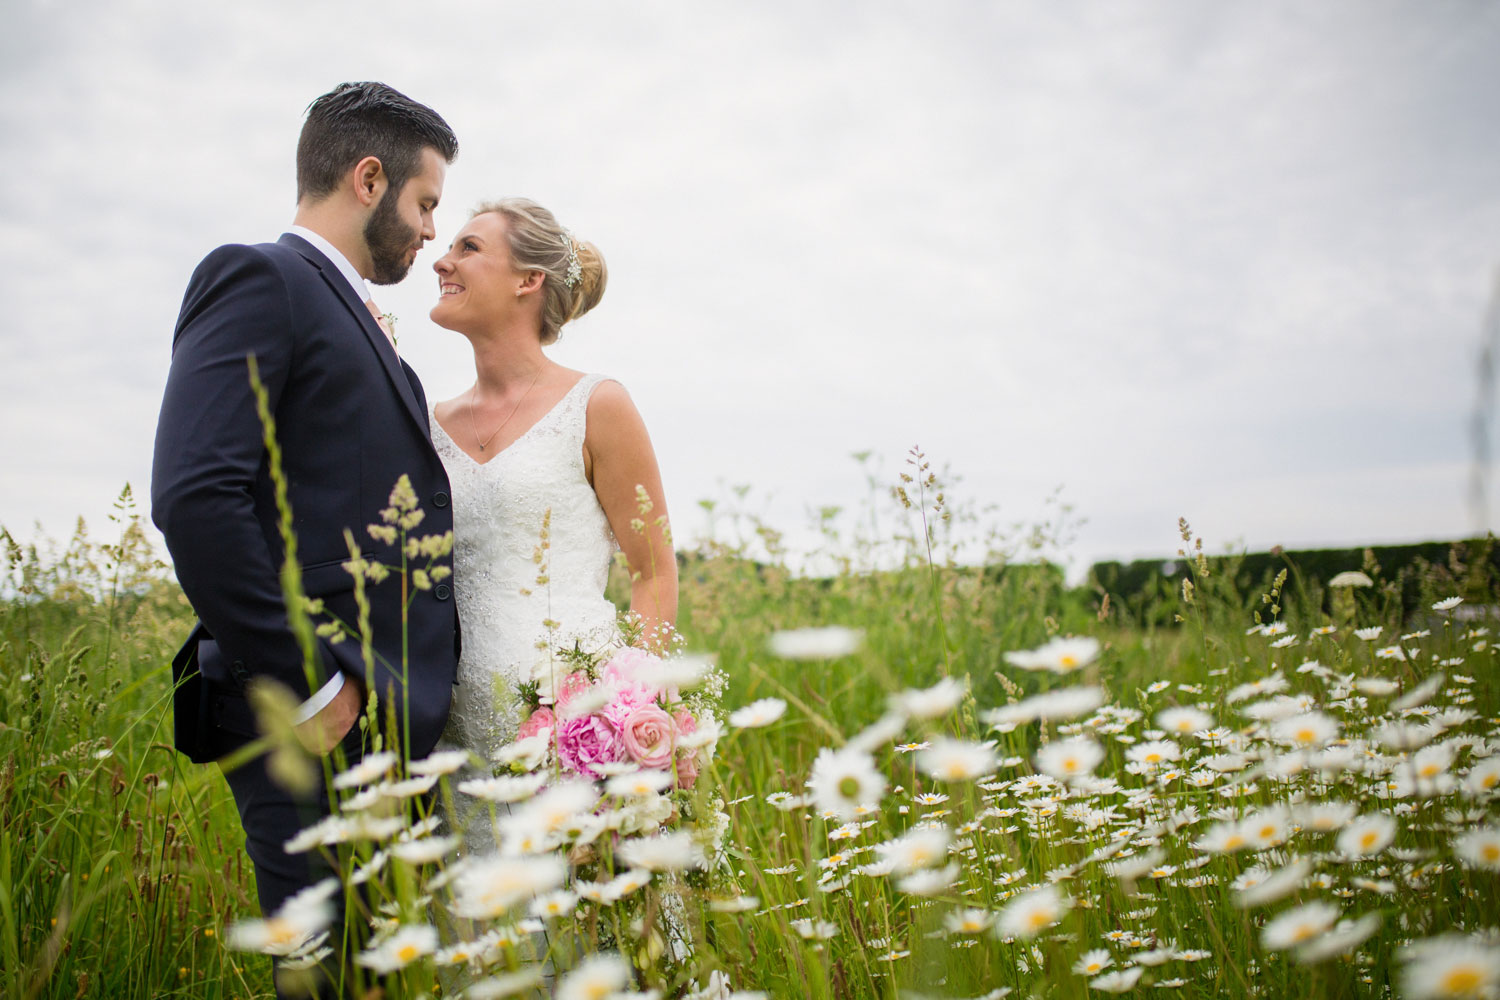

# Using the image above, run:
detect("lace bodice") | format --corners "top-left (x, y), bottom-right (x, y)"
top-left (432, 373), bottom-right (623, 762)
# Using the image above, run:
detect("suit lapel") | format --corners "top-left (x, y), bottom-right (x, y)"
top-left (278, 233), bottom-right (427, 433)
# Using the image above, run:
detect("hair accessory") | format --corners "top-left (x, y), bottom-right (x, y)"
top-left (562, 232), bottom-right (582, 289)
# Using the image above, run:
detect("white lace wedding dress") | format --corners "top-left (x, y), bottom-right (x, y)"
top-left (433, 373), bottom-right (625, 769)
top-left (434, 377), bottom-right (695, 970)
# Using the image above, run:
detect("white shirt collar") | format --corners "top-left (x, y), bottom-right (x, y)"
top-left (287, 225), bottom-right (372, 304)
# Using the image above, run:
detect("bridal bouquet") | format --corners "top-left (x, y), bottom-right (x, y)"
top-left (505, 644), bottom-right (723, 792)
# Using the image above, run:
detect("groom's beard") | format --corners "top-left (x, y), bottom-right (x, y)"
top-left (365, 189), bottom-right (420, 285)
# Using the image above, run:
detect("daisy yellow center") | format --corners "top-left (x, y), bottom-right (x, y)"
top-left (1420, 764), bottom-right (1442, 778)
top-left (1258, 825), bottom-right (1277, 839)
top-left (1482, 774), bottom-right (1499, 789)
top-left (945, 763), bottom-right (968, 778)
top-left (1027, 910), bottom-right (1054, 930)
top-left (397, 944), bottom-right (419, 962)
top-left (1224, 835), bottom-right (1245, 850)
top-left (838, 777), bottom-right (862, 798)
top-left (1296, 728), bottom-right (1316, 743)
top-left (1059, 655), bottom-right (1078, 669)
top-left (265, 919), bottom-right (295, 946)
top-left (961, 919), bottom-right (983, 931)
top-left (1086, 962), bottom-right (1104, 973)
top-left (1360, 832), bottom-right (1378, 850)
top-left (1291, 924), bottom-right (1317, 942)
top-left (1146, 753), bottom-right (1162, 763)
top-left (1482, 844), bottom-right (1500, 863)
top-left (1439, 966), bottom-right (1483, 994)
top-left (1063, 756), bottom-right (1080, 771)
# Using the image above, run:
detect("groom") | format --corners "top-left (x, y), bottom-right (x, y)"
top-left (151, 82), bottom-right (461, 986)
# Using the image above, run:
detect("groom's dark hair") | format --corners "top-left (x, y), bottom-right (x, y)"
top-left (296, 82), bottom-right (458, 202)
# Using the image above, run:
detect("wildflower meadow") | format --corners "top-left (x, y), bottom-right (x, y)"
top-left (2, 451), bottom-right (1498, 1000)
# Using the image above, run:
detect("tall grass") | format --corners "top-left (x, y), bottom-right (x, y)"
top-left (1, 459), bottom-right (1497, 998)
top-left (0, 488), bottom-right (272, 999)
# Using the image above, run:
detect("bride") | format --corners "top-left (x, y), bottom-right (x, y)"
top-left (426, 197), bottom-right (678, 774)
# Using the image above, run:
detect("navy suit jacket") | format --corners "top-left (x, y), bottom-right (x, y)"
top-left (152, 233), bottom-right (459, 764)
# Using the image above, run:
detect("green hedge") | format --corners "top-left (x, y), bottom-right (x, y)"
top-left (1088, 537), bottom-right (1500, 626)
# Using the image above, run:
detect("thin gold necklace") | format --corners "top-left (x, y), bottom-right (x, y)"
top-left (468, 371), bottom-right (542, 452)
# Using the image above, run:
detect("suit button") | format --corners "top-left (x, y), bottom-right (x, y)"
top-left (433, 491), bottom-right (450, 508)
top-left (231, 660), bottom-right (251, 683)
top-left (434, 584), bottom-right (451, 601)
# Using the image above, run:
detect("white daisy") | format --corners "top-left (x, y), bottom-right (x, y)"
top-left (767, 626), bottom-right (864, 660)
top-left (331, 751), bottom-right (398, 789)
top-left (728, 697), bottom-right (788, 728)
top-left (1400, 935), bottom-right (1500, 999)
top-left (917, 738), bottom-right (999, 782)
top-left (450, 853), bottom-right (567, 919)
top-left (407, 748), bottom-right (472, 776)
top-left (354, 923), bottom-right (438, 974)
top-left (996, 885), bottom-right (1071, 939)
top-left (1295, 914), bottom-right (1382, 964)
top-left (557, 953), bottom-right (632, 1000)
top-left (1336, 814), bottom-right (1396, 857)
top-left (806, 747), bottom-right (887, 820)
top-left (1156, 706), bottom-right (1214, 735)
top-left (1454, 826), bottom-right (1500, 870)
top-left (1003, 636), bottom-right (1101, 674)
top-left (1090, 967), bottom-right (1144, 992)
top-left (1035, 736), bottom-right (1106, 782)
top-left (891, 676), bottom-right (968, 720)
top-left (616, 830), bottom-right (704, 872)
top-left (1261, 901), bottom-right (1341, 950)
top-left (874, 826), bottom-right (951, 874)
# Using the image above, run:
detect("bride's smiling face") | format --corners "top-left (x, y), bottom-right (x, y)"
top-left (429, 212), bottom-right (528, 332)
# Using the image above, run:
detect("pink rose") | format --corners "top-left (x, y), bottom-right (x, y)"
top-left (620, 704), bottom-right (677, 769)
top-left (675, 750), bottom-right (699, 789)
top-left (556, 715), bottom-right (626, 779)
top-left (672, 710), bottom-right (699, 788)
top-left (517, 707), bottom-right (554, 741)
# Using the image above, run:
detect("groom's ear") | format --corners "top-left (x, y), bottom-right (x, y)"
top-left (351, 155), bottom-right (388, 208)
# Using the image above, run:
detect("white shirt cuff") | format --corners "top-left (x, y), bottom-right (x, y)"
top-left (294, 672), bottom-right (346, 725)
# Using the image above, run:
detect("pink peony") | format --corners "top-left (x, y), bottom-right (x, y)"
top-left (554, 671), bottom-right (592, 709)
top-left (601, 684), bottom-right (657, 733)
top-left (556, 714), bottom-right (626, 779)
top-left (619, 704), bottom-right (677, 769)
top-left (517, 706), bottom-right (555, 741)
top-left (600, 648), bottom-right (664, 702)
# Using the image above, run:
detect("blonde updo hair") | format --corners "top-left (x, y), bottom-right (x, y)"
top-left (471, 197), bottom-right (607, 345)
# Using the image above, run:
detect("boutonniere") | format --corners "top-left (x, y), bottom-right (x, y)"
top-left (381, 313), bottom-right (398, 347)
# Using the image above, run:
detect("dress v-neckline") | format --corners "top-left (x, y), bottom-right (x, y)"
top-left (432, 374), bottom-right (590, 468)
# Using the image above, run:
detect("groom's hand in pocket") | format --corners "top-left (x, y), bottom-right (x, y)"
top-left (295, 675), bottom-right (365, 755)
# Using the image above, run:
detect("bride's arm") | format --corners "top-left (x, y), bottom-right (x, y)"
top-left (583, 380), bottom-right (679, 649)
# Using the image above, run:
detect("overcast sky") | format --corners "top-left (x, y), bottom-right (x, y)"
top-left (2, 0), bottom-right (1498, 577)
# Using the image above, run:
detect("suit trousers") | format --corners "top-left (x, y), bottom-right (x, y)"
top-left (221, 721), bottom-right (366, 999)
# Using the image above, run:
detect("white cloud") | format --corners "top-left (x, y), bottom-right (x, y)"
top-left (2, 0), bottom-right (1497, 574)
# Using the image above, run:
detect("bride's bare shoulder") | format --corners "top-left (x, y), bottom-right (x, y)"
top-left (584, 377), bottom-right (636, 417)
